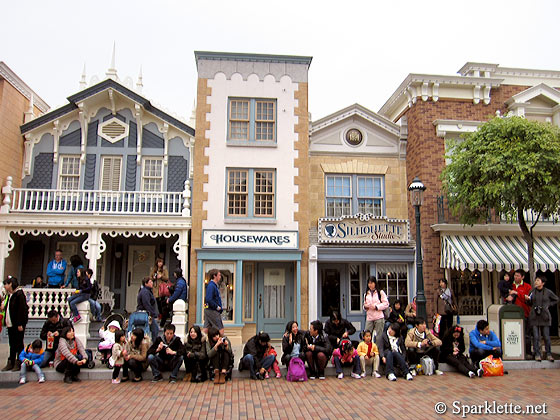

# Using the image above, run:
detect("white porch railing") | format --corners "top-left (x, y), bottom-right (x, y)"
top-left (23, 288), bottom-right (76, 319)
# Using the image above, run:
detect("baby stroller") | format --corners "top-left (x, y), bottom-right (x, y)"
top-left (95, 313), bottom-right (125, 367)
top-left (127, 310), bottom-right (151, 337)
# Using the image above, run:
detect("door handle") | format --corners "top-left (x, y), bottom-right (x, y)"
top-left (259, 294), bottom-right (262, 309)
top-left (127, 272), bottom-right (131, 287)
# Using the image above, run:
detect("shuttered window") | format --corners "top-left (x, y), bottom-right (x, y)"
top-left (100, 156), bottom-right (122, 191)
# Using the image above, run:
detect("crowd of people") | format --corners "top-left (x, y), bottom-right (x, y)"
top-left (1, 249), bottom-right (558, 384)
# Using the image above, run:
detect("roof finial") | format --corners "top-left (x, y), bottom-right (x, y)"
top-left (106, 42), bottom-right (118, 80)
top-left (24, 93), bottom-right (35, 123)
top-left (189, 98), bottom-right (196, 129)
top-left (79, 63), bottom-right (87, 90)
top-left (136, 65), bottom-right (143, 93)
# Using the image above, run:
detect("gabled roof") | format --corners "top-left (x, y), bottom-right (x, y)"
top-left (20, 78), bottom-right (194, 136)
top-left (505, 83), bottom-right (560, 106)
top-left (311, 103), bottom-right (400, 136)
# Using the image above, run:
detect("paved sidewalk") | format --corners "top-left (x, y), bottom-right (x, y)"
top-left (1, 369), bottom-right (558, 419)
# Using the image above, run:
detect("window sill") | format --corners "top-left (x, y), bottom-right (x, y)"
top-left (224, 218), bottom-right (277, 224)
top-left (227, 140), bottom-right (277, 148)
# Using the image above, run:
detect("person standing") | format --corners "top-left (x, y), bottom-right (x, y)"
top-left (436, 279), bottom-right (454, 338)
top-left (498, 272), bottom-right (513, 304)
top-left (525, 275), bottom-right (559, 362)
top-left (136, 277), bottom-right (159, 341)
top-left (507, 269), bottom-right (532, 357)
top-left (1, 276), bottom-right (28, 372)
top-left (46, 249), bottom-right (67, 288)
top-left (164, 268), bottom-right (187, 327)
top-left (363, 276), bottom-right (389, 345)
top-left (150, 258), bottom-right (169, 317)
top-left (203, 269), bottom-right (224, 336)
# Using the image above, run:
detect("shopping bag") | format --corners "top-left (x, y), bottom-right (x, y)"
top-left (480, 355), bottom-right (504, 377)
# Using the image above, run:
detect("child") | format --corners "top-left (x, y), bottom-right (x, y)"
top-left (357, 330), bottom-right (381, 378)
top-left (98, 320), bottom-right (121, 363)
top-left (32, 275), bottom-right (45, 288)
top-left (110, 330), bottom-right (126, 384)
top-left (264, 343), bottom-right (281, 379)
top-left (332, 339), bottom-right (361, 379)
top-left (19, 339), bottom-right (45, 384)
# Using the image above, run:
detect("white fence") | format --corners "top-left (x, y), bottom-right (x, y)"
top-left (23, 288), bottom-right (76, 319)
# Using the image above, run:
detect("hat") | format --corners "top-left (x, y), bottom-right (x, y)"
top-left (108, 320), bottom-right (121, 329)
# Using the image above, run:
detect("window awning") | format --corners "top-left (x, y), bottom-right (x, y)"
top-left (440, 234), bottom-right (560, 272)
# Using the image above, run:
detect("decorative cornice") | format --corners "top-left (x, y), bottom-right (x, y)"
top-left (505, 83), bottom-right (560, 106)
top-left (0, 62), bottom-right (49, 113)
top-left (194, 51), bottom-right (312, 67)
top-left (433, 119), bottom-right (482, 138)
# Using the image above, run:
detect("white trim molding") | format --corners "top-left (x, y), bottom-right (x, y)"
top-left (0, 62), bottom-right (49, 113)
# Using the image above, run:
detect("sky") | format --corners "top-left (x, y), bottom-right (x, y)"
top-left (2, 0), bottom-right (560, 124)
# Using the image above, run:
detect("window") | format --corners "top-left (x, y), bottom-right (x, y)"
top-left (100, 156), bottom-right (122, 191)
top-left (326, 175), bottom-right (384, 217)
top-left (228, 98), bottom-right (276, 143)
top-left (204, 262), bottom-right (235, 322)
top-left (226, 168), bottom-right (276, 219)
top-left (243, 263), bottom-right (254, 321)
top-left (376, 264), bottom-right (408, 305)
top-left (450, 269), bottom-right (483, 316)
top-left (142, 158), bottom-right (163, 192)
top-left (348, 264), bottom-right (362, 313)
top-left (58, 155), bottom-right (80, 190)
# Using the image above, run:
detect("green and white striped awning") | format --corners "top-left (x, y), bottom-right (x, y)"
top-left (441, 235), bottom-right (560, 272)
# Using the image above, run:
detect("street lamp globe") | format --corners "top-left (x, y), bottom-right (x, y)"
top-left (408, 176), bottom-right (426, 207)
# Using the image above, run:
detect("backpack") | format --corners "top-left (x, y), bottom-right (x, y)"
top-left (420, 355), bottom-right (435, 376)
top-left (376, 290), bottom-right (391, 319)
top-left (91, 280), bottom-right (100, 301)
top-left (286, 357), bottom-right (308, 382)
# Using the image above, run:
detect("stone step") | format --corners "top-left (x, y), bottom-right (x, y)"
top-left (2, 359), bottom-right (558, 382)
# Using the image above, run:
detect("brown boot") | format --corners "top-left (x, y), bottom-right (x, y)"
top-left (1, 360), bottom-right (13, 371)
top-left (183, 372), bottom-right (192, 382)
top-left (11, 360), bottom-right (21, 372)
top-left (213, 369), bottom-right (220, 384)
top-left (219, 371), bottom-right (226, 384)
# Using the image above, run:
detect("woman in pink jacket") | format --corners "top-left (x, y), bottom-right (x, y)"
top-left (363, 276), bottom-right (389, 346)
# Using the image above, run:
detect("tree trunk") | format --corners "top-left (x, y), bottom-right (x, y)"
top-left (518, 208), bottom-right (536, 284)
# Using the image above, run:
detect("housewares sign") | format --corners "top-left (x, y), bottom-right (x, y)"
top-left (203, 230), bottom-right (298, 249)
top-left (318, 214), bottom-right (409, 244)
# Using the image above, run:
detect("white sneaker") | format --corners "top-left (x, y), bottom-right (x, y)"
top-left (360, 372), bottom-right (366, 378)
top-left (373, 371), bottom-right (381, 378)
top-left (477, 368), bottom-right (484, 377)
top-left (410, 369), bottom-right (417, 376)
top-left (468, 371), bottom-right (476, 378)
top-left (19, 378), bottom-right (26, 384)
top-left (319, 376), bottom-right (326, 380)
top-left (38, 377), bottom-right (45, 383)
top-left (387, 373), bottom-right (397, 381)
top-left (435, 369), bottom-right (444, 375)
top-left (351, 372), bottom-right (361, 379)
top-left (309, 376), bottom-right (316, 380)
top-left (337, 373), bottom-right (344, 379)
top-left (406, 373), bottom-right (413, 381)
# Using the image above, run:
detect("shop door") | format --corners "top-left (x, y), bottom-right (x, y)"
top-left (126, 246), bottom-right (155, 313)
top-left (256, 263), bottom-right (294, 338)
top-left (319, 264), bottom-right (363, 341)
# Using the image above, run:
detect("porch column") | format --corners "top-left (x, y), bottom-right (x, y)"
top-left (308, 245), bottom-right (318, 323)
top-left (174, 231), bottom-right (190, 282)
top-left (235, 260), bottom-right (243, 325)
top-left (0, 227), bottom-right (13, 282)
top-left (83, 228), bottom-right (105, 282)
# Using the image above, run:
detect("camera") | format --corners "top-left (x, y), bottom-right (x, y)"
top-left (535, 306), bottom-right (543, 316)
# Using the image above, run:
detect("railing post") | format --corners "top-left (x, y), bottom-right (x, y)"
top-left (171, 299), bottom-right (187, 342)
top-left (182, 179), bottom-right (191, 217)
top-left (1, 176), bottom-right (13, 214)
top-left (74, 301), bottom-right (91, 345)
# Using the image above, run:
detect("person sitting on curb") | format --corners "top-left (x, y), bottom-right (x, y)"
top-left (183, 325), bottom-right (208, 383)
top-left (18, 339), bottom-right (45, 384)
top-left (357, 330), bottom-right (381, 378)
top-left (441, 325), bottom-right (482, 378)
top-left (147, 323), bottom-right (184, 383)
top-left (39, 310), bottom-right (71, 368)
top-left (387, 299), bottom-right (407, 337)
top-left (240, 331), bottom-right (274, 380)
top-left (378, 323), bottom-right (413, 381)
top-left (405, 317), bottom-right (443, 376)
top-left (122, 328), bottom-right (151, 382)
top-left (206, 326), bottom-right (233, 385)
top-left (54, 326), bottom-right (87, 384)
top-left (469, 320), bottom-right (502, 368)
top-left (324, 311), bottom-right (356, 350)
top-left (303, 320), bottom-right (332, 380)
top-left (281, 321), bottom-right (305, 367)
top-left (332, 339), bottom-right (361, 379)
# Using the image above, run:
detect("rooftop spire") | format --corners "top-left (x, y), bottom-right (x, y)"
top-left (136, 65), bottom-right (143, 93)
top-left (79, 63), bottom-right (87, 90)
top-left (106, 42), bottom-right (118, 80)
top-left (24, 93), bottom-right (35, 123)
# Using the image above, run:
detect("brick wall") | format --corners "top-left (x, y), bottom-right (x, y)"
top-left (404, 85), bottom-right (528, 316)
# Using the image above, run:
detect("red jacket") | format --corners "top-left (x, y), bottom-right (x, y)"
top-left (512, 281), bottom-right (532, 318)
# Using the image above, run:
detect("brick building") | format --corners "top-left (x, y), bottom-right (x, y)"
top-left (379, 63), bottom-right (560, 335)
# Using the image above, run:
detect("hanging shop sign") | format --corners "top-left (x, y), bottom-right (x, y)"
top-left (318, 214), bottom-right (409, 244)
top-left (202, 230), bottom-right (299, 249)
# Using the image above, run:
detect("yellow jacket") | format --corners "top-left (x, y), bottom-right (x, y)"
top-left (357, 341), bottom-right (379, 357)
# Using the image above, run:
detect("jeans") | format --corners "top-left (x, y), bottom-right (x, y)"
top-left (68, 293), bottom-right (90, 317)
top-left (384, 351), bottom-right (409, 377)
top-left (241, 354), bottom-right (275, 378)
top-left (55, 359), bottom-right (81, 378)
top-left (333, 354), bottom-right (361, 375)
top-left (148, 354), bottom-right (183, 379)
top-left (532, 325), bottom-right (552, 357)
top-left (406, 346), bottom-right (441, 370)
top-left (89, 299), bottom-right (102, 320)
top-left (20, 362), bottom-right (44, 381)
top-left (365, 319), bottom-right (385, 347)
top-left (40, 350), bottom-right (55, 368)
top-left (470, 348), bottom-right (502, 367)
top-left (444, 353), bottom-right (477, 377)
top-left (123, 358), bottom-right (144, 379)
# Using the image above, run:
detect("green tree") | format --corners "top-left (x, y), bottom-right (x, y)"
top-left (442, 116), bottom-right (560, 283)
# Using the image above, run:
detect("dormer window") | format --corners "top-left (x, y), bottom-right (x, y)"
top-left (98, 117), bottom-right (129, 143)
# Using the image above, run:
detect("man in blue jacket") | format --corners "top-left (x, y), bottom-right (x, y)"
top-left (203, 269), bottom-right (224, 336)
top-left (167, 268), bottom-right (188, 306)
top-left (136, 277), bottom-right (159, 340)
top-left (469, 319), bottom-right (502, 367)
top-left (46, 249), bottom-right (67, 288)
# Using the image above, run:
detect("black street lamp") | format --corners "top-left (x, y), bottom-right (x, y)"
top-left (408, 176), bottom-right (427, 321)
